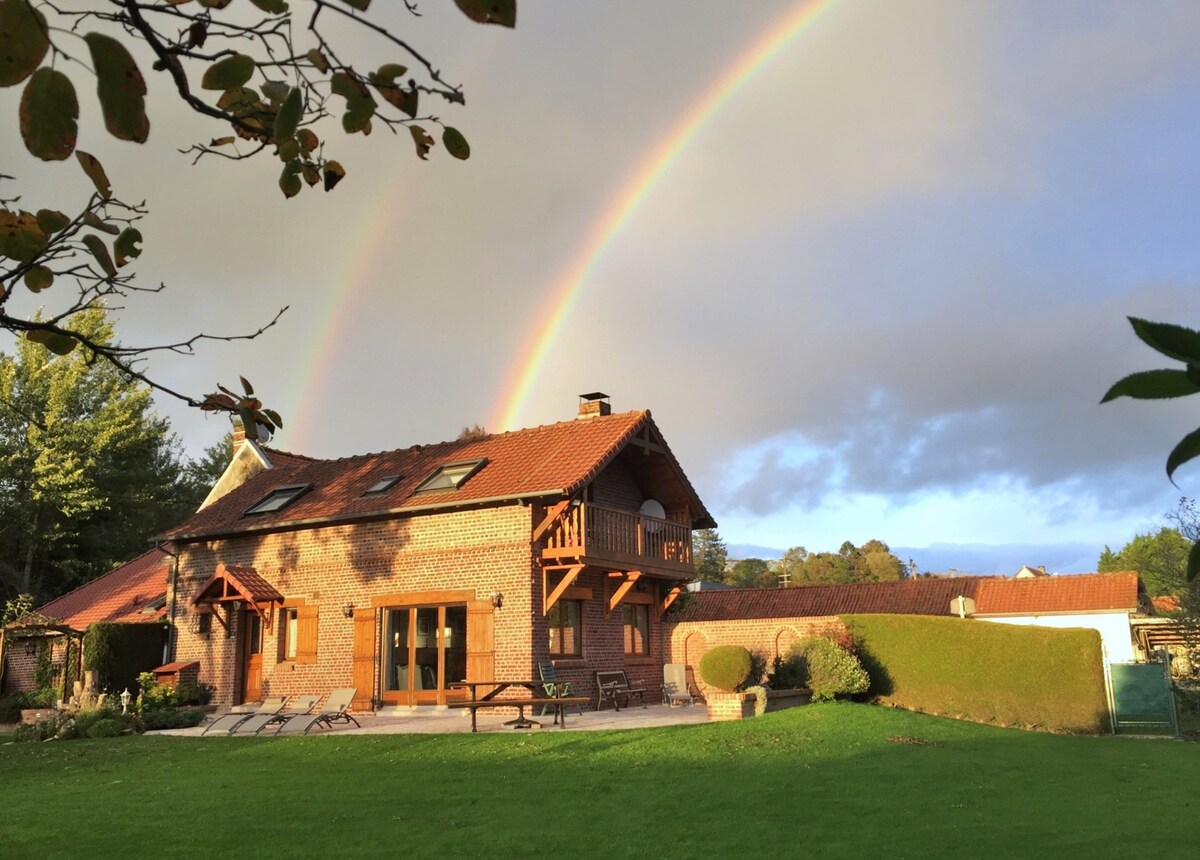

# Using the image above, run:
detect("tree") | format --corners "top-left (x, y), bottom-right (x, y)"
top-left (691, 528), bottom-right (728, 583)
top-left (1, 0), bottom-right (514, 431)
top-left (178, 432), bottom-right (234, 510)
top-left (776, 545), bottom-right (807, 586)
top-left (1097, 527), bottom-right (1190, 597)
top-left (0, 305), bottom-right (198, 601)
top-left (1103, 318), bottom-right (1200, 580)
top-left (727, 557), bottom-right (775, 589)
top-left (789, 539), bottom-right (907, 585)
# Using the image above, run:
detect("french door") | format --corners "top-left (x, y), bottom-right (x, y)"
top-left (380, 604), bottom-right (467, 705)
top-left (239, 612), bottom-right (263, 704)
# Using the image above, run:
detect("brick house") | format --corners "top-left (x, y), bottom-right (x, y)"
top-left (160, 396), bottom-right (714, 711)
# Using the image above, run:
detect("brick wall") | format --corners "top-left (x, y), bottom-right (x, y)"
top-left (662, 615), bottom-right (846, 696)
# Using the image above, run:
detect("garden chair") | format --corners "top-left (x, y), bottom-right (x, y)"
top-left (201, 696), bottom-right (287, 736)
top-left (275, 688), bottom-right (359, 734)
top-left (234, 695), bottom-right (321, 735)
top-left (684, 665), bottom-right (706, 704)
top-left (538, 660), bottom-right (583, 717)
top-left (662, 663), bottom-right (694, 707)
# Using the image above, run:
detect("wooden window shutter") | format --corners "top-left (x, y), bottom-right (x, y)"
top-left (465, 599), bottom-right (494, 686)
top-left (351, 608), bottom-right (377, 712)
top-left (295, 604), bottom-right (319, 665)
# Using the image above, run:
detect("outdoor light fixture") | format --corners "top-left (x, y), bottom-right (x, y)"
top-left (119, 688), bottom-right (131, 715)
top-left (24, 641), bottom-right (37, 657)
top-left (342, 603), bottom-right (354, 618)
top-left (490, 592), bottom-right (503, 609)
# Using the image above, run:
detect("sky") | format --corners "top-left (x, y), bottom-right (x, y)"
top-left (3, 0), bottom-right (1200, 574)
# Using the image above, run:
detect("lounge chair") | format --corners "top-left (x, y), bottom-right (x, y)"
top-left (233, 694), bottom-right (322, 735)
top-left (201, 696), bottom-right (287, 736)
top-left (538, 660), bottom-right (583, 717)
top-left (275, 688), bottom-right (360, 734)
top-left (662, 663), bottom-right (694, 707)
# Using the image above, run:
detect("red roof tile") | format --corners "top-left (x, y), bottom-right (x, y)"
top-left (973, 572), bottom-right (1138, 615)
top-left (672, 577), bottom-right (984, 623)
top-left (192, 564), bottom-right (283, 605)
top-left (35, 548), bottom-right (170, 629)
top-left (163, 410), bottom-right (714, 540)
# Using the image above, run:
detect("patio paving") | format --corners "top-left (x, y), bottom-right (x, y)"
top-left (154, 702), bottom-right (709, 737)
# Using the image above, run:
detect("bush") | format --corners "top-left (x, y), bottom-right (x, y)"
top-left (86, 718), bottom-right (126, 739)
top-left (699, 645), bottom-right (752, 692)
top-left (14, 718), bottom-right (56, 742)
top-left (140, 708), bottom-right (205, 731)
top-left (746, 685), bottom-right (768, 717)
top-left (22, 687), bottom-right (57, 709)
top-left (173, 682), bottom-right (211, 706)
top-left (0, 693), bottom-right (23, 723)
top-left (768, 654), bottom-right (807, 690)
top-left (842, 614), bottom-right (1109, 733)
top-left (744, 649), bottom-right (769, 691)
top-left (789, 637), bottom-right (870, 702)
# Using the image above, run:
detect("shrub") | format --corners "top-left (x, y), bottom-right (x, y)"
top-left (789, 637), bottom-right (870, 702)
top-left (768, 654), bottom-right (807, 690)
top-left (14, 718), bottom-right (56, 742)
top-left (73, 705), bottom-right (122, 738)
top-left (173, 682), bottom-right (211, 706)
top-left (842, 614), bottom-right (1109, 733)
top-left (23, 687), bottom-right (57, 709)
top-left (140, 708), bottom-right (205, 731)
top-left (699, 645), bottom-right (752, 692)
top-left (0, 693), bottom-right (24, 723)
top-left (86, 718), bottom-right (126, 739)
top-left (746, 685), bottom-right (768, 717)
top-left (33, 641), bottom-right (53, 688)
top-left (743, 649), bottom-right (769, 691)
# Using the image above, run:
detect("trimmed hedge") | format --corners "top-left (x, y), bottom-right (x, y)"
top-left (842, 614), bottom-right (1109, 734)
top-left (699, 645), bottom-right (751, 692)
top-left (83, 622), bottom-right (166, 694)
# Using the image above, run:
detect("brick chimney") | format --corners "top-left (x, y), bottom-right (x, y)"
top-left (230, 415), bottom-right (247, 453)
top-left (577, 392), bottom-right (611, 419)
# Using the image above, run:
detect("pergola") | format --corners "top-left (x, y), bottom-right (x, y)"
top-left (0, 614), bottom-right (85, 703)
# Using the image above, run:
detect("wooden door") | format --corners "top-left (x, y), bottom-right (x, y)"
top-left (240, 612), bottom-right (263, 703)
top-left (351, 608), bottom-right (377, 712)
top-left (466, 599), bottom-right (494, 692)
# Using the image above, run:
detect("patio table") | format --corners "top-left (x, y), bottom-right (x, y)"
top-left (447, 680), bottom-right (586, 732)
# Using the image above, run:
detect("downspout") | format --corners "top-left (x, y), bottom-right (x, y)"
top-left (156, 542), bottom-right (181, 665)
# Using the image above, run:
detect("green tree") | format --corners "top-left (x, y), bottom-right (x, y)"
top-left (1, 0), bottom-right (514, 428)
top-left (692, 528), bottom-right (728, 583)
top-left (792, 540), bottom-right (906, 584)
top-left (178, 433), bottom-right (234, 511)
top-left (0, 306), bottom-right (195, 600)
top-left (1097, 528), bottom-right (1190, 597)
top-left (727, 557), bottom-right (775, 589)
top-left (777, 545), bottom-right (808, 586)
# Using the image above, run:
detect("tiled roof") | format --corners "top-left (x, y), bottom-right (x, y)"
top-left (34, 548), bottom-right (170, 629)
top-left (672, 577), bottom-right (984, 623)
top-left (163, 410), bottom-right (714, 540)
top-left (1152, 595), bottom-right (1181, 614)
top-left (973, 572), bottom-right (1139, 615)
top-left (193, 564), bottom-right (284, 605)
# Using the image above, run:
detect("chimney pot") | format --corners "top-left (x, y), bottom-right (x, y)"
top-left (577, 392), bottom-right (611, 419)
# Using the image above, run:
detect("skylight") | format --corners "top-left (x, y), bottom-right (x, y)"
top-left (414, 459), bottom-right (487, 493)
top-left (245, 484), bottom-right (310, 515)
top-left (364, 475), bottom-right (403, 496)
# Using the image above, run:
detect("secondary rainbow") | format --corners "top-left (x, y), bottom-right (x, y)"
top-left (490, 0), bottom-right (841, 432)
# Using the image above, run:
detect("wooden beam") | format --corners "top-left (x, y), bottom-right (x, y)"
top-left (532, 500), bottom-right (571, 542)
top-left (607, 571), bottom-right (642, 614)
top-left (543, 564), bottom-right (584, 616)
top-left (628, 427), bottom-right (665, 455)
top-left (659, 586), bottom-right (682, 617)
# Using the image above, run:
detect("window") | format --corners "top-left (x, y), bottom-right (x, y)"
top-left (547, 600), bottom-right (582, 657)
top-left (197, 611), bottom-right (213, 636)
top-left (414, 459), bottom-right (487, 493)
top-left (623, 604), bottom-right (650, 655)
top-left (280, 607), bottom-right (299, 661)
top-left (364, 475), bottom-right (402, 495)
top-left (245, 483), bottom-right (310, 515)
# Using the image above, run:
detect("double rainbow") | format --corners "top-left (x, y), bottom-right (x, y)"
top-left (489, 0), bottom-right (841, 431)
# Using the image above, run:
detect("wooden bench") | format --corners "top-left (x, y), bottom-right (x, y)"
top-left (594, 670), bottom-right (647, 712)
top-left (449, 697), bottom-right (591, 732)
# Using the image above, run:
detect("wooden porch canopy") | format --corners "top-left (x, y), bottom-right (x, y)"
top-left (540, 564), bottom-right (685, 619)
top-left (190, 563), bottom-right (283, 633)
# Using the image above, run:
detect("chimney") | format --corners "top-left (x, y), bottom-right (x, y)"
top-left (230, 415), bottom-right (247, 454)
top-left (577, 392), bottom-right (611, 419)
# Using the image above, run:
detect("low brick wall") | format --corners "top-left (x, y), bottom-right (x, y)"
top-left (705, 691), bottom-right (754, 721)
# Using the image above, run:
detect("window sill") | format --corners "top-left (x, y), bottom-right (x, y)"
top-left (550, 658), bottom-right (586, 669)
top-left (624, 656), bottom-right (656, 666)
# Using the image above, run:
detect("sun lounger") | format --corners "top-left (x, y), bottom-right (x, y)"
top-left (275, 688), bottom-right (359, 734)
top-left (233, 694), bottom-right (322, 735)
top-left (201, 696), bottom-right (287, 735)
top-left (662, 663), bottom-right (694, 707)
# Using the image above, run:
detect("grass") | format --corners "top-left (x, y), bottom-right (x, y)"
top-left (2, 703), bottom-right (1198, 858)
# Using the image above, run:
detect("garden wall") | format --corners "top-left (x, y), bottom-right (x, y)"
top-left (843, 614), bottom-right (1110, 734)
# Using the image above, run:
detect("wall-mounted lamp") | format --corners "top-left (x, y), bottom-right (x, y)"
top-left (342, 602), bottom-right (355, 618)
top-left (489, 592), bottom-right (503, 609)
top-left (24, 641), bottom-right (37, 657)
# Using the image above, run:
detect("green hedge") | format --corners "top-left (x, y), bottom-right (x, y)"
top-left (82, 622), bottom-right (166, 694)
top-left (841, 614), bottom-right (1109, 734)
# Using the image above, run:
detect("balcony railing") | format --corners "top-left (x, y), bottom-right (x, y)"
top-left (541, 502), bottom-right (692, 569)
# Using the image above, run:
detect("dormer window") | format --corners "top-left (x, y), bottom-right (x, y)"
top-left (245, 484), bottom-right (310, 515)
top-left (414, 459), bottom-right (487, 493)
top-left (364, 475), bottom-right (403, 496)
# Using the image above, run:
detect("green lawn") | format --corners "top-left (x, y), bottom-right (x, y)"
top-left (2, 703), bottom-right (1197, 858)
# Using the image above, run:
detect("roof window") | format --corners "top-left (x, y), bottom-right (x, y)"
top-left (245, 484), bottom-right (310, 515)
top-left (364, 475), bottom-right (403, 496)
top-left (414, 459), bottom-right (487, 493)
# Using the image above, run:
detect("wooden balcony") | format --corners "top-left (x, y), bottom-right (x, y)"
top-left (539, 502), bottom-right (694, 579)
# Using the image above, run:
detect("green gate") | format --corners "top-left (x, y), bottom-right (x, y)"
top-left (1106, 660), bottom-right (1177, 736)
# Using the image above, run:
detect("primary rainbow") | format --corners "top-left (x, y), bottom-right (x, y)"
top-left (489, 0), bottom-right (841, 432)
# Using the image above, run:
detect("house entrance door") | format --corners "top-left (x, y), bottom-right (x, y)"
top-left (240, 612), bottom-right (263, 704)
top-left (380, 604), bottom-right (467, 705)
